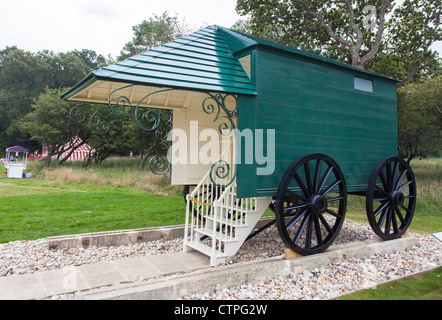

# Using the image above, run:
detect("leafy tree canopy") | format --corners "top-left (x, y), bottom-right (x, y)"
top-left (118, 11), bottom-right (193, 61)
top-left (235, 0), bottom-right (441, 84)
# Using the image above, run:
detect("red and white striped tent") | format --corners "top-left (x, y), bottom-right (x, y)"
top-left (56, 136), bottom-right (94, 161)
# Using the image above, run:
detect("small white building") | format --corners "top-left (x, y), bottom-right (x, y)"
top-left (4, 146), bottom-right (29, 179)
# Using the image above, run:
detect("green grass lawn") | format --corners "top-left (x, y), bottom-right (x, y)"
top-left (0, 170), bottom-right (186, 243)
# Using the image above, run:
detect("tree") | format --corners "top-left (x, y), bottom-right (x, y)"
top-left (235, 0), bottom-right (441, 83)
top-left (236, 0), bottom-right (396, 68)
top-left (118, 11), bottom-right (192, 61)
top-left (397, 76), bottom-right (442, 162)
top-left (0, 47), bottom-right (93, 155)
top-left (19, 88), bottom-right (90, 167)
top-left (69, 49), bottom-right (109, 70)
top-left (385, 0), bottom-right (442, 85)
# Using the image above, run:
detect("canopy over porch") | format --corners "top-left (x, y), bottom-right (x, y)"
top-left (62, 25), bottom-right (258, 186)
top-left (61, 25), bottom-right (257, 106)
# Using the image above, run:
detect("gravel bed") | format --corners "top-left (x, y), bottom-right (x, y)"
top-left (184, 233), bottom-right (441, 300)
top-left (0, 219), bottom-right (440, 300)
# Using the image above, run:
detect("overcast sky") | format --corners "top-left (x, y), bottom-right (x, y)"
top-left (0, 0), bottom-right (440, 59)
top-left (0, 0), bottom-right (242, 57)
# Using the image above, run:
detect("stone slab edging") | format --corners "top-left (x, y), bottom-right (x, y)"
top-left (77, 236), bottom-right (417, 300)
top-left (46, 217), bottom-right (277, 250)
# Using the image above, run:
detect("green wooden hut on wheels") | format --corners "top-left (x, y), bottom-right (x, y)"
top-left (62, 25), bottom-right (416, 266)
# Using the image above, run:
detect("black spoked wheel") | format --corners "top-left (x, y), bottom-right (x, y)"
top-left (275, 154), bottom-right (347, 256)
top-left (366, 156), bottom-right (416, 240)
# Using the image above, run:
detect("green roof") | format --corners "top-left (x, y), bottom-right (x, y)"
top-left (62, 25), bottom-right (257, 100)
top-left (62, 24), bottom-right (397, 101)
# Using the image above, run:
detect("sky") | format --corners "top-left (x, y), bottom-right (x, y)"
top-left (0, 0), bottom-right (243, 58)
top-left (0, 0), bottom-right (440, 59)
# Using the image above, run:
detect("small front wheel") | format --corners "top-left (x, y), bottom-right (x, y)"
top-left (366, 156), bottom-right (416, 240)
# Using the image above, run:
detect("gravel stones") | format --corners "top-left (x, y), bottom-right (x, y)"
top-left (0, 219), bottom-right (440, 300)
top-left (183, 232), bottom-right (441, 300)
top-left (0, 238), bottom-right (183, 277)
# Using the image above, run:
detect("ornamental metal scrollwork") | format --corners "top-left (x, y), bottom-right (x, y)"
top-left (107, 84), bottom-right (134, 114)
top-left (70, 105), bottom-right (86, 123)
top-left (108, 86), bottom-right (175, 132)
top-left (148, 155), bottom-right (170, 175)
top-left (202, 93), bottom-right (238, 136)
top-left (209, 159), bottom-right (237, 188)
top-left (69, 106), bottom-right (109, 134)
top-left (89, 110), bottom-right (110, 134)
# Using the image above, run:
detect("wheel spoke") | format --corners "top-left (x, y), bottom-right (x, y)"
top-left (392, 162), bottom-right (399, 189)
top-left (377, 204), bottom-right (389, 228)
top-left (397, 180), bottom-right (413, 193)
top-left (375, 184), bottom-right (389, 197)
top-left (385, 163), bottom-right (392, 190)
top-left (325, 208), bottom-right (339, 218)
top-left (284, 203), bottom-right (309, 212)
top-left (395, 169), bottom-right (408, 190)
top-left (318, 213), bottom-right (333, 234)
top-left (400, 204), bottom-right (412, 214)
top-left (326, 196), bottom-right (344, 202)
top-left (304, 163), bottom-right (313, 194)
top-left (317, 166), bottom-right (333, 194)
top-left (314, 215), bottom-right (323, 246)
top-left (321, 179), bottom-right (341, 196)
top-left (391, 208), bottom-right (399, 233)
top-left (293, 212), bottom-right (310, 245)
top-left (305, 215), bottom-right (313, 249)
top-left (293, 173), bottom-right (309, 197)
top-left (384, 206), bottom-right (392, 235)
top-left (285, 209), bottom-right (307, 230)
top-left (313, 160), bottom-right (322, 193)
top-left (395, 207), bottom-right (406, 225)
top-left (374, 201), bottom-right (389, 218)
top-left (379, 171), bottom-right (390, 192)
top-left (286, 189), bottom-right (308, 202)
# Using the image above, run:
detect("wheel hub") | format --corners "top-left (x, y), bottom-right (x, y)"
top-left (390, 191), bottom-right (405, 206)
top-left (309, 194), bottom-right (328, 215)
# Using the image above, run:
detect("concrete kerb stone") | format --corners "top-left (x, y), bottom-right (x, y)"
top-left (46, 217), bottom-right (277, 250)
top-left (46, 225), bottom-right (187, 250)
top-left (77, 236), bottom-right (417, 300)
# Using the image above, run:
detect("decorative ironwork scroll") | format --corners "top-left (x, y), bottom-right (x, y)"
top-left (202, 93), bottom-right (238, 187)
top-left (89, 110), bottom-right (110, 134)
top-left (202, 93), bottom-right (238, 136)
top-left (108, 86), bottom-right (175, 132)
top-left (148, 155), bottom-right (170, 175)
top-left (209, 159), bottom-right (237, 188)
top-left (70, 105), bottom-right (86, 123)
top-left (69, 106), bottom-right (109, 134)
top-left (107, 86), bottom-right (174, 175)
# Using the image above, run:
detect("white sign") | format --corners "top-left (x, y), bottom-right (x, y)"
top-left (433, 232), bottom-right (442, 242)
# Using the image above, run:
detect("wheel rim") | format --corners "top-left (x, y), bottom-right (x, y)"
top-left (366, 157), bottom-right (416, 240)
top-left (275, 154), bottom-right (347, 255)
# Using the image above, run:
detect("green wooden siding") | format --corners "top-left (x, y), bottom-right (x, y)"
top-left (236, 47), bottom-right (398, 198)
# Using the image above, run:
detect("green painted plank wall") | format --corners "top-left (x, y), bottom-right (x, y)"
top-left (236, 47), bottom-right (398, 198)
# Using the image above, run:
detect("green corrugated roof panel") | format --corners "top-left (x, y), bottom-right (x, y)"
top-left (62, 24), bottom-right (398, 101)
top-left (62, 25), bottom-right (257, 100)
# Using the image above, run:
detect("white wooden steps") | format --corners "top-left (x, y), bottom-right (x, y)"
top-left (183, 174), bottom-right (271, 266)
